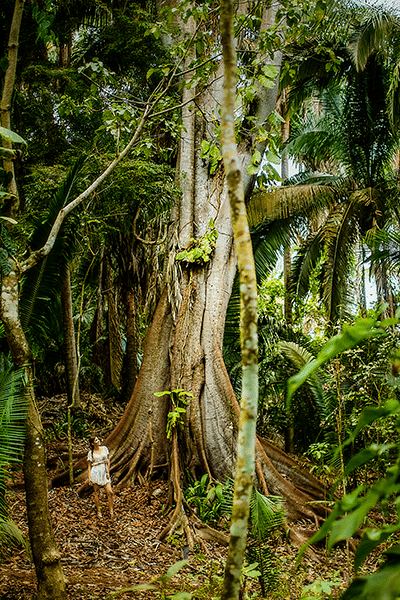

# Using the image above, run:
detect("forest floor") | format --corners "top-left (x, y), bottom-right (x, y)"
top-left (0, 395), bottom-right (385, 600)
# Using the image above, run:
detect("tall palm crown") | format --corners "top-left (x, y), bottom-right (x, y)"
top-left (263, 8), bottom-right (400, 328)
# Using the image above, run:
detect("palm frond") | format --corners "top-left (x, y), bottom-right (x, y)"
top-left (0, 368), bottom-right (27, 465)
top-left (218, 477), bottom-right (283, 541)
top-left (224, 218), bottom-right (291, 351)
top-left (251, 180), bottom-right (337, 223)
top-left (290, 230), bottom-right (325, 298)
top-left (278, 341), bottom-right (333, 422)
top-left (348, 10), bottom-right (395, 71)
top-left (0, 368), bottom-right (27, 527)
top-left (251, 219), bottom-right (290, 281)
top-left (365, 228), bottom-right (400, 273)
top-left (0, 518), bottom-right (30, 557)
top-left (249, 488), bottom-right (284, 541)
top-left (320, 200), bottom-right (360, 323)
top-left (285, 84), bottom-right (345, 172)
top-left (388, 59), bottom-right (400, 130)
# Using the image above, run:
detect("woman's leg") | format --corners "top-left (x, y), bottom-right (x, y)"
top-left (93, 483), bottom-right (101, 517)
top-left (105, 482), bottom-right (114, 518)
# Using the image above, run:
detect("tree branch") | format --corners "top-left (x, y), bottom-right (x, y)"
top-left (20, 81), bottom-right (170, 273)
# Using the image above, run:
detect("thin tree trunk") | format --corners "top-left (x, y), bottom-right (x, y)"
top-left (0, 265), bottom-right (66, 600)
top-left (61, 267), bottom-right (80, 408)
top-left (281, 108), bottom-right (294, 452)
top-left (281, 108), bottom-right (293, 325)
top-left (220, 0), bottom-right (258, 597)
top-left (1, 0), bottom-right (25, 214)
top-left (105, 263), bottom-right (123, 392)
top-left (123, 288), bottom-right (139, 399)
top-left (357, 242), bottom-right (367, 317)
top-left (374, 259), bottom-right (396, 320)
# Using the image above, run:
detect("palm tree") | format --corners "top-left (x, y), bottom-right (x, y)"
top-left (254, 46), bottom-right (400, 329)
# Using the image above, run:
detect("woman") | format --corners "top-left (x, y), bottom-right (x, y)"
top-left (87, 436), bottom-right (114, 518)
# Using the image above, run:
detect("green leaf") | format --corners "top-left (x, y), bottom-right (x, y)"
top-left (351, 401), bottom-right (400, 440)
top-left (328, 487), bottom-right (381, 550)
top-left (103, 109), bottom-right (114, 121)
top-left (354, 526), bottom-right (400, 572)
top-left (165, 559), bottom-right (188, 582)
top-left (341, 560), bottom-right (400, 600)
top-left (0, 147), bottom-right (16, 159)
top-left (286, 317), bottom-right (386, 408)
top-left (321, 580), bottom-right (332, 593)
top-left (258, 74), bottom-right (276, 88)
top-left (201, 140), bottom-right (210, 156)
top-left (266, 150), bottom-right (280, 164)
top-left (175, 250), bottom-right (187, 261)
top-left (342, 444), bottom-right (395, 478)
top-left (296, 503), bottom-right (343, 565)
top-left (0, 127), bottom-right (26, 145)
top-left (247, 163), bottom-right (259, 175)
top-left (252, 150), bottom-right (262, 164)
top-left (262, 64), bottom-right (279, 79)
top-left (0, 57), bottom-right (8, 72)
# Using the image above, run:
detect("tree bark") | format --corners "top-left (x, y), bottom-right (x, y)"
top-left (281, 103), bottom-right (293, 326)
top-left (123, 288), bottom-right (139, 399)
top-left (61, 267), bottom-right (80, 408)
top-left (220, 0), bottom-right (258, 596)
top-left (1, 0), bottom-right (25, 213)
top-left (281, 105), bottom-right (294, 451)
top-left (374, 259), bottom-right (396, 320)
top-left (0, 265), bottom-right (66, 600)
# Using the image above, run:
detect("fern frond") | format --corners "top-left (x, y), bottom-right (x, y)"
top-left (249, 488), bottom-right (284, 542)
top-left (0, 519), bottom-right (29, 558)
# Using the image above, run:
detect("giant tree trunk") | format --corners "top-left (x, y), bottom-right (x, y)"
top-left (54, 0), bottom-right (328, 527)
top-left (1, 265), bottom-right (66, 600)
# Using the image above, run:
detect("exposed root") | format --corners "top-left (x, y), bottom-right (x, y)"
top-left (255, 461), bottom-right (269, 495)
top-left (191, 514), bottom-right (229, 546)
top-left (158, 431), bottom-right (183, 541)
top-left (157, 431), bottom-right (229, 551)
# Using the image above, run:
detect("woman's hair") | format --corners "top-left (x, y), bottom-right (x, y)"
top-left (89, 436), bottom-right (97, 452)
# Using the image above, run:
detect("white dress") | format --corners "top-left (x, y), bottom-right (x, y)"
top-left (87, 446), bottom-right (111, 486)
